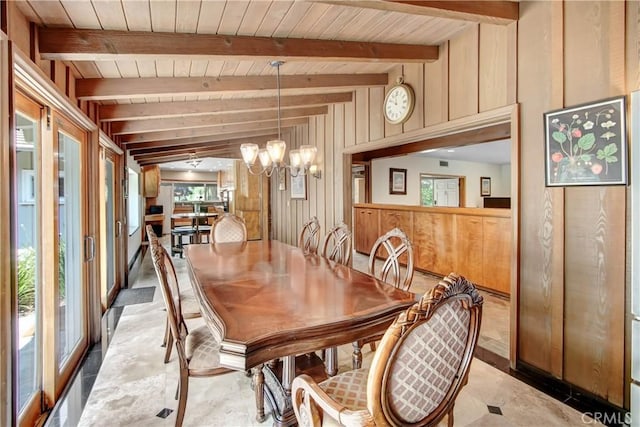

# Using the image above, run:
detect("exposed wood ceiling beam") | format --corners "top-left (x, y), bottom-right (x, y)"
top-left (137, 148), bottom-right (239, 165)
top-left (321, 1), bottom-right (518, 24)
top-left (129, 135), bottom-right (276, 156)
top-left (101, 93), bottom-right (352, 121)
top-left (119, 118), bottom-right (308, 144)
top-left (124, 130), bottom-right (281, 151)
top-left (76, 74), bottom-right (388, 100)
top-left (111, 106), bottom-right (327, 135)
top-left (37, 28), bottom-right (439, 63)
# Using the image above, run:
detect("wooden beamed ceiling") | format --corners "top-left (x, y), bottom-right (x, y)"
top-left (31, 0), bottom-right (517, 167)
top-left (38, 28), bottom-right (439, 63)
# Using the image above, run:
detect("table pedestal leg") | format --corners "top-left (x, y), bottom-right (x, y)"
top-left (352, 341), bottom-right (363, 370)
top-left (325, 347), bottom-right (338, 376)
top-left (252, 365), bottom-right (266, 423)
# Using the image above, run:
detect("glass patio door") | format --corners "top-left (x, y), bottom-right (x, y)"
top-left (53, 113), bottom-right (88, 384)
top-left (14, 92), bottom-right (43, 426)
top-left (102, 148), bottom-right (122, 306)
top-left (13, 92), bottom-right (90, 425)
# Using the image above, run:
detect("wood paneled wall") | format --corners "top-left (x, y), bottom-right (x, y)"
top-left (270, 1), bottom-right (634, 409)
top-left (518, 1), bottom-right (628, 407)
top-left (272, 22), bottom-right (518, 241)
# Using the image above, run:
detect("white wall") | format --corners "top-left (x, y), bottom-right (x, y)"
top-left (126, 152), bottom-right (141, 265)
top-left (371, 155), bottom-right (510, 208)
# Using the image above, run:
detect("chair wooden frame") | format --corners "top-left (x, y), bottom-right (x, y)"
top-left (148, 233), bottom-right (232, 426)
top-left (320, 222), bottom-right (352, 266)
top-left (368, 227), bottom-right (414, 292)
top-left (210, 213), bottom-right (247, 243)
top-left (298, 216), bottom-right (321, 254)
top-left (147, 225), bottom-right (202, 364)
top-left (353, 227), bottom-right (414, 369)
top-left (292, 273), bottom-right (483, 427)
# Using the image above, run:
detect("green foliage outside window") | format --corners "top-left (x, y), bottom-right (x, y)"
top-left (420, 178), bottom-right (434, 207)
top-left (17, 241), bottom-right (65, 313)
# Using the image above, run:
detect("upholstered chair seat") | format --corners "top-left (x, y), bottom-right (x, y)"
top-left (185, 325), bottom-right (223, 371)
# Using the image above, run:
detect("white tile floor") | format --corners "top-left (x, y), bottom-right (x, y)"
top-left (77, 242), bottom-right (601, 426)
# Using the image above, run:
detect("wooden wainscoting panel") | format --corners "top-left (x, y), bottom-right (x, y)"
top-left (455, 215), bottom-right (484, 287)
top-left (482, 216), bottom-right (511, 294)
top-left (413, 211), bottom-right (455, 276)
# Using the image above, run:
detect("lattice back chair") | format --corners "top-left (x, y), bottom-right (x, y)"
top-left (298, 216), bottom-right (321, 255)
top-left (352, 227), bottom-right (415, 368)
top-left (149, 238), bottom-right (232, 427)
top-left (210, 213), bottom-right (248, 243)
top-left (319, 222), bottom-right (352, 266)
top-left (147, 225), bottom-right (202, 364)
top-left (292, 273), bottom-right (483, 427)
top-left (368, 227), bottom-right (414, 291)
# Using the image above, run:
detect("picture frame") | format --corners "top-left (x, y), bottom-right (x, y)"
top-left (389, 168), bottom-right (407, 195)
top-left (544, 96), bottom-right (627, 186)
top-left (480, 177), bottom-right (491, 197)
top-left (290, 173), bottom-right (307, 200)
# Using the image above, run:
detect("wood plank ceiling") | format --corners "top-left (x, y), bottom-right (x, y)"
top-left (15, 0), bottom-right (518, 170)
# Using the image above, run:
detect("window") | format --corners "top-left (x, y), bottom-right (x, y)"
top-left (127, 169), bottom-right (140, 235)
top-left (173, 182), bottom-right (219, 202)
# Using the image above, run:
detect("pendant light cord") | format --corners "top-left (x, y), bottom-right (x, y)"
top-left (276, 62), bottom-right (281, 141)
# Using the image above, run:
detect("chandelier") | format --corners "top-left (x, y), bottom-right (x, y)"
top-left (240, 61), bottom-right (319, 189)
top-left (186, 153), bottom-right (202, 169)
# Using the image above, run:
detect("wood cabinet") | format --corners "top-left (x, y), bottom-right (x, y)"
top-left (142, 165), bottom-right (160, 198)
top-left (354, 207), bottom-right (379, 254)
top-left (354, 203), bottom-right (512, 295)
top-left (413, 211), bottom-right (456, 276)
top-left (482, 217), bottom-right (511, 294)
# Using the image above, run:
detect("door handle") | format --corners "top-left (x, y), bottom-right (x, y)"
top-left (84, 235), bottom-right (95, 262)
top-left (116, 220), bottom-right (123, 238)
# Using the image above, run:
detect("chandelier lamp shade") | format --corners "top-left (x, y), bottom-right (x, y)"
top-left (240, 61), bottom-right (320, 186)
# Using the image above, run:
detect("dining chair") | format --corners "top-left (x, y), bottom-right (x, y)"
top-left (298, 216), bottom-right (321, 255)
top-left (292, 273), bottom-right (483, 427)
top-left (319, 222), bottom-right (352, 266)
top-left (148, 235), bottom-right (233, 427)
top-left (210, 213), bottom-right (248, 243)
top-left (147, 225), bottom-right (202, 364)
top-left (318, 222), bottom-right (352, 374)
top-left (353, 227), bottom-right (414, 369)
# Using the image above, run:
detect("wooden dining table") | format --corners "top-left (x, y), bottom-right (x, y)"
top-left (184, 240), bottom-right (416, 427)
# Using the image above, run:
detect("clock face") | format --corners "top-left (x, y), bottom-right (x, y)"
top-left (384, 84), bottom-right (414, 124)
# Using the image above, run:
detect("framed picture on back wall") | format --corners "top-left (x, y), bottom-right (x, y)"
top-left (389, 168), bottom-right (407, 195)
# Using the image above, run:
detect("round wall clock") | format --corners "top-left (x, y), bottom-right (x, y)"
top-left (383, 79), bottom-right (415, 125)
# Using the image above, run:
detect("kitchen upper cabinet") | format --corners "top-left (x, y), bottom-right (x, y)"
top-left (142, 165), bottom-right (160, 198)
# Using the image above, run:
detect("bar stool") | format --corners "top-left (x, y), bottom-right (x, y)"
top-left (171, 226), bottom-right (196, 258)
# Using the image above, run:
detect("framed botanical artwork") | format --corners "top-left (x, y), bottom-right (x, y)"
top-left (389, 168), bottom-right (407, 195)
top-left (544, 96), bottom-right (627, 186)
top-left (480, 177), bottom-right (491, 196)
top-left (290, 173), bottom-right (307, 200)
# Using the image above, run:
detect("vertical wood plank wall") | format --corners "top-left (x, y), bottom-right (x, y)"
top-left (517, 0), bottom-right (630, 408)
top-left (270, 1), bottom-right (635, 408)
